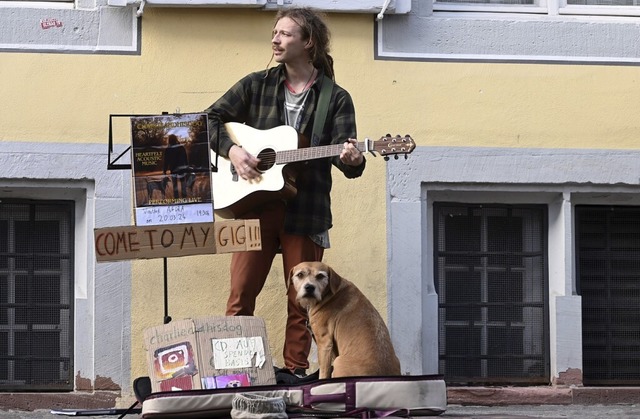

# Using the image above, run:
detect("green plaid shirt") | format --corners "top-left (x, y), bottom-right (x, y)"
top-left (205, 64), bottom-right (366, 235)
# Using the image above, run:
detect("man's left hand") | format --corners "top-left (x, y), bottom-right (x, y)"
top-left (340, 138), bottom-right (364, 166)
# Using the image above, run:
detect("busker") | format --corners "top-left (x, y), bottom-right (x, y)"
top-left (205, 7), bottom-right (365, 377)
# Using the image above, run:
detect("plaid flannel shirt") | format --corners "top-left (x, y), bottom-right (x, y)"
top-left (205, 64), bottom-right (365, 235)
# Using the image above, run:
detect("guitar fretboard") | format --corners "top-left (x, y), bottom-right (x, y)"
top-left (268, 134), bottom-right (414, 165)
top-left (276, 141), bottom-right (370, 164)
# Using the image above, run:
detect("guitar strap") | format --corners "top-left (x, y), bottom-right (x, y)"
top-left (311, 75), bottom-right (335, 147)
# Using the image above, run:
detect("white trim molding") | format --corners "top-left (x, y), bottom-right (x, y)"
top-left (115, 0), bottom-right (411, 14)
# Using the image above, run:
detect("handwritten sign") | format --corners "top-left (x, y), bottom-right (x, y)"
top-left (136, 203), bottom-right (214, 226)
top-left (94, 220), bottom-right (261, 262)
top-left (211, 337), bottom-right (266, 370)
top-left (143, 316), bottom-right (276, 392)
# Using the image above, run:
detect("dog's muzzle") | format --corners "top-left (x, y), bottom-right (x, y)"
top-left (303, 283), bottom-right (316, 297)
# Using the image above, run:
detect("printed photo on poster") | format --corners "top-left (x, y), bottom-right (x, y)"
top-left (130, 113), bottom-right (214, 226)
top-left (201, 373), bottom-right (251, 389)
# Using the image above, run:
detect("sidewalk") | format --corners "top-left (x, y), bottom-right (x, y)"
top-left (443, 404), bottom-right (640, 417)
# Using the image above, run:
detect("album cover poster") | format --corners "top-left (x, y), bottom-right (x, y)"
top-left (130, 113), bottom-right (213, 226)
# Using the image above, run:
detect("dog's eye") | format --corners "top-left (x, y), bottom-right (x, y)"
top-left (316, 273), bottom-right (327, 281)
top-left (296, 271), bottom-right (305, 278)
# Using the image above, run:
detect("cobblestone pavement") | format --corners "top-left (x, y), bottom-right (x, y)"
top-left (2, 404), bottom-right (640, 418)
top-left (442, 404), bottom-right (640, 417)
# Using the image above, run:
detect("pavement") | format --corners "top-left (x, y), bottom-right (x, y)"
top-left (443, 404), bottom-right (640, 417)
top-left (2, 404), bottom-right (640, 418)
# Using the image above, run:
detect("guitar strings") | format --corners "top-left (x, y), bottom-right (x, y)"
top-left (249, 141), bottom-right (381, 168)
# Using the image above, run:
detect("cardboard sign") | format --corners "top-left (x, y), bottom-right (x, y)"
top-left (94, 220), bottom-right (261, 261)
top-left (143, 316), bottom-right (276, 393)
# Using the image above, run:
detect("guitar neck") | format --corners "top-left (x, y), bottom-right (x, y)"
top-left (276, 141), bottom-right (368, 164)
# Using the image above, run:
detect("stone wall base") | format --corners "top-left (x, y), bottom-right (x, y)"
top-left (0, 391), bottom-right (120, 411)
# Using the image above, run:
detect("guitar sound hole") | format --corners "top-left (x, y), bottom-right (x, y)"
top-left (256, 148), bottom-right (276, 173)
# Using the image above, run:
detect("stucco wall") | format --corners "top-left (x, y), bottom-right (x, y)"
top-left (3, 5), bottom-right (640, 394)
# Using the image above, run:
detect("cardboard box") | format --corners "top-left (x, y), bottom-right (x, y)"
top-left (143, 316), bottom-right (276, 393)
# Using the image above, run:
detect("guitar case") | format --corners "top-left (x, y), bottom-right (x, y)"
top-left (140, 374), bottom-right (446, 418)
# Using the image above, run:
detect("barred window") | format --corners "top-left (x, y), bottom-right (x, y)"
top-left (577, 206), bottom-right (640, 385)
top-left (0, 200), bottom-right (74, 391)
top-left (435, 203), bottom-right (549, 385)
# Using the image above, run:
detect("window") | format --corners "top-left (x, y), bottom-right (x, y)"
top-left (0, 200), bottom-right (74, 391)
top-left (21, 0), bottom-right (71, 3)
top-left (577, 206), bottom-right (640, 385)
top-left (376, 0), bottom-right (640, 63)
top-left (0, 3), bottom-right (139, 54)
top-left (433, 0), bottom-right (640, 16)
top-left (569, 0), bottom-right (640, 4)
top-left (435, 203), bottom-right (549, 385)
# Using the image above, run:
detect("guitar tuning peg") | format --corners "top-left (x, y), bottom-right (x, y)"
top-left (384, 156), bottom-right (390, 161)
top-left (394, 154), bottom-right (399, 160)
top-left (404, 154), bottom-right (408, 160)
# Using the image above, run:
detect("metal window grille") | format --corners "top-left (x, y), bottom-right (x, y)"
top-left (577, 205), bottom-right (640, 385)
top-left (0, 200), bottom-right (74, 391)
top-left (435, 203), bottom-right (549, 385)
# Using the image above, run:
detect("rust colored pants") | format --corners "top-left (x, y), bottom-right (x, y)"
top-left (225, 202), bottom-right (324, 372)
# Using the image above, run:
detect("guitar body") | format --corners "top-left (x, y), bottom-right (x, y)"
top-left (210, 123), bottom-right (300, 219)
top-left (210, 122), bottom-right (416, 219)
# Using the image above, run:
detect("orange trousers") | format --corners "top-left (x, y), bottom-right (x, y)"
top-left (225, 202), bottom-right (323, 372)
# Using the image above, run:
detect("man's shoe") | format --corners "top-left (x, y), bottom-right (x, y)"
top-left (274, 366), bottom-right (300, 385)
top-left (273, 366), bottom-right (319, 385)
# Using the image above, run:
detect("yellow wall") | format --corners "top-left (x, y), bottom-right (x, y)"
top-left (3, 7), bottom-right (640, 382)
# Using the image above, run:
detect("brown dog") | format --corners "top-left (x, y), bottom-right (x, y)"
top-left (289, 261), bottom-right (401, 379)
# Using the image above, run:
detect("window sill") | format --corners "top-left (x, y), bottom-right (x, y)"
top-left (107, 0), bottom-right (412, 15)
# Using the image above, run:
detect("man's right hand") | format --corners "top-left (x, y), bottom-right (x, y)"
top-left (229, 144), bottom-right (261, 181)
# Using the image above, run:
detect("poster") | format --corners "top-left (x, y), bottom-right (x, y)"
top-left (130, 113), bottom-right (213, 226)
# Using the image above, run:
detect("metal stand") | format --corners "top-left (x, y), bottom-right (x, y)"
top-left (106, 114), bottom-right (176, 417)
top-left (163, 257), bottom-right (171, 324)
top-left (105, 112), bottom-right (223, 417)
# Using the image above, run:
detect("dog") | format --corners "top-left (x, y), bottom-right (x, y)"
top-left (225, 380), bottom-right (242, 388)
top-left (289, 261), bottom-right (401, 379)
top-left (146, 176), bottom-right (170, 201)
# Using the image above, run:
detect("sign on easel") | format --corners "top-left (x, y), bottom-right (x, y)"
top-left (94, 220), bottom-right (261, 262)
top-left (101, 113), bottom-right (267, 396)
top-left (130, 113), bottom-right (213, 226)
top-left (100, 112), bottom-right (263, 260)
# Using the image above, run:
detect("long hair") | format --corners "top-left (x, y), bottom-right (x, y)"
top-left (274, 7), bottom-right (335, 80)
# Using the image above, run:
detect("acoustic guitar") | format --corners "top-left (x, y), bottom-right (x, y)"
top-left (210, 122), bottom-right (415, 219)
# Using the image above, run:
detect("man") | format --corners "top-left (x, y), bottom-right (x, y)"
top-left (205, 7), bottom-right (365, 376)
top-left (163, 134), bottom-right (189, 199)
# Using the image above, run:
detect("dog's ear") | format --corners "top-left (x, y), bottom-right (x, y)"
top-left (286, 267), bottom-right (295, 290)
top-left (328, 266), bottom-right (342, 295)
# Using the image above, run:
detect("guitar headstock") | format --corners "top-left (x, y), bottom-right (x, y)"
top-left (366, 134), bottom-right (416, 160)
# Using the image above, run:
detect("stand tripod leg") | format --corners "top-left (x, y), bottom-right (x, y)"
top-left (121, 262), bottom-right (170, 417)
top-left (163, 257), bottom-right (171, 324)
top-left (116, 401), bottom-right (140, 418)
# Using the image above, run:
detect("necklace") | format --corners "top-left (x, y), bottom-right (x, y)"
top-left (285, 68), bottom-right (316, 94)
